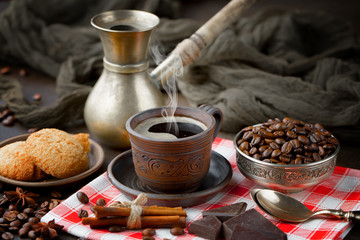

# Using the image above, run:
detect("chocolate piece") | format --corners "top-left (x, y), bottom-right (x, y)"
top-left (230, 224), bottom-right (285, 240)
top-left (223, 209), bottom-right (287, 240)
top-left (188, 215), bottom-right (222, 240)
top-left (202, 202), bottom-right (247, 222)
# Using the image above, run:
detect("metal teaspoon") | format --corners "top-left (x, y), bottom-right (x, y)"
top-left (250, 189), bottom-right (360, 223)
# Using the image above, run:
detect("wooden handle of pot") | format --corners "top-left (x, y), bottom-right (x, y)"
top-left (150, 0), bottom-right (255, 85)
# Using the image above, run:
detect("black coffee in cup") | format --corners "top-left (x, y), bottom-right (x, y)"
top-left (134, 116), bottom-right (207, 140)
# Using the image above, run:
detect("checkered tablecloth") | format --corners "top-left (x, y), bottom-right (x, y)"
top-left (42, 138), bottom-right (360, 240)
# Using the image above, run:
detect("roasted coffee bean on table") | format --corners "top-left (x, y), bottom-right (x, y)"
top-left (0, 186), bottom-right (65, 239)
top-left (237, 117), bottom-right (340, 165)
top-left (76, 191), bottom-right (89, 204)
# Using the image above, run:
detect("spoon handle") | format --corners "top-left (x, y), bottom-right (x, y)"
top-left (326, 210), bottom-right (360, 222)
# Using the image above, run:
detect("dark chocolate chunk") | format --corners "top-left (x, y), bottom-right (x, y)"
top-left (230, 224), bottom-right (285, 240)
top-left (223, 209), bottom-right (287, 240)
top-left (203, 202), bottom-right (247, 222)
top-left (188, 215), bottom-right (222, 240)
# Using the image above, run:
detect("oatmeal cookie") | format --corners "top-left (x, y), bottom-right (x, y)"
top-left (0, 141), bottom-right (46, 181)
top-left (26, 128), bottom-right (89, 179)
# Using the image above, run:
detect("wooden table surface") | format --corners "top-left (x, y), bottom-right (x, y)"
top-left (1, 1), bottom-right (360, 239)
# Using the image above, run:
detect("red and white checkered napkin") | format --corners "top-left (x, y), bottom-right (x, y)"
top-left (42, 138), bottom-right (360, 240)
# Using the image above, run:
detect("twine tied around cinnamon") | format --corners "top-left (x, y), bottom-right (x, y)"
top-left (109, 193), bottom-right (148, 229)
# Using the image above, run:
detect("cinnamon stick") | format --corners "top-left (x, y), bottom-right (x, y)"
top-left (82, 216), bottom-right (186, 229)
top-left (94, 206), bottom-right (187, 218)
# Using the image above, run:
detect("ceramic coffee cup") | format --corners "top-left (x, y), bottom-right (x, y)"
top-left (126, 105), bottom-right (223, 193)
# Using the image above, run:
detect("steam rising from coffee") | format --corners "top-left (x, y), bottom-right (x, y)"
top-left (149, 38), bottom-right (183, 135)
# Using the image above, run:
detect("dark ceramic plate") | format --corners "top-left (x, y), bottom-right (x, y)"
top-left (0, 133), bottom-right (104, 188)
top-left (107, 150), bottom-right (233, 207)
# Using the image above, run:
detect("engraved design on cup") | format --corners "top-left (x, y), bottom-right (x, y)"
top-left (133, 153), bottom-right (204, 177)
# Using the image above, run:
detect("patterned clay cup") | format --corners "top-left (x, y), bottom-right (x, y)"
top-left (126, 105), bottom-right (223, 193)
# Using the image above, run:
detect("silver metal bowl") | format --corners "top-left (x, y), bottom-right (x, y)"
top-left (233, 128), bottom-right (340, 193)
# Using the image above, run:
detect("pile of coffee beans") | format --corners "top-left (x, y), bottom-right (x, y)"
top-left (236, 117), bottom-right (339, 165)
top-left (0, 184), bottom-right (64, 240)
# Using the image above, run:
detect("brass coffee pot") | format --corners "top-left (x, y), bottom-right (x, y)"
top-left (84, 0), bottom-right (253, 148)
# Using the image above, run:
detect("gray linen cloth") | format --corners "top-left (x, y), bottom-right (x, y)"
top-left (0, 0), bottom-right (359, 140)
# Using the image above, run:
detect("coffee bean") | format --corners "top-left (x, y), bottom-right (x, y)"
top-left (0, 67), bottom-right (10, 75)
top-left (294, 157), bottom-right (303, 164)
top-left (239, 141), bottom-right (250, 151)
top-left (2, 231), bottom-right (13, 240)
top-left (19, 226), bottom-right (31, 237)
top-left (28, 230), bottom-right (37, 238)
top-left (259, 130), bottom-right (276, 139)
top-left (96, 198), bottom-right (106, 206)
top-left (293, 127), bottom-right (306, 135)
top-left (289, 139), bottom-right (300, 149)
top-left (78, 209), bottom-right (88, 219)
top-left (313, 153), bottom-right (321, 161)
top-left (242, 131), bottom-right (253, 141)
top-left (2, 115), bottom-right (15, 126)
top-left (298, 135), bottom-right (310, 145)
top-left (318, 146), bottom-right (325, 157)
top-left (257, 145), bottom-right (267, 153)
top-left (0, 223), bottom-right (9, 228)
top-left (286, 131), bottom-right (297, 139)
top-left (19, 68), bottom-right (27, 77)
top-left (28, 217), bottom-right (39, 224)
top-left (32, 94), bottom-right (42, 101)
top-left (281, 142), bottom-right (292, 154)
top-left (309, 133), bottom-right (321, 143)
top-left (252, 126), bottom-right (261, 134)
top-left (279, 154), bottom-right (291, 163)
top-left (3, 211), bottom-right (18, 222)
top-left (51, 191), bottom-right (62, 198)
top-left (170, 226), bottom-right (184, 236)
top-left (108, 225), bottom-right (126, 232)
top-left (28, 127), bottom-right (41, 133)
top-left (250, 134), bottom-right (261, 146)
top-left (8, 205), bottom-right (17, 211)
top-left (273, 130), bottom-right (284, 138)
top-left (248, 147), bottom-right (257, 155)
top-left (275, 138), bottom-right (286, 145)
top-left (293, 148), bottom-right (304, 154)
top-left (142, 236), bottom-right (155, 240)
top-left (22, 222), bottom-right (33, 229)
top-left (23, 208), bottom-right (34, 215)
top-left (76, 192), bottom-right (89, 204)
top-left (17, 212), bottom-right (28, 221)
top-left (9, 220), bottom-right (22, 228)
top-left (269, 142), bottom-right (280, 149)
top-left (271, 149), bottom-right (281, 158)
top-left (327, 137), bottom-right (339, 145)
top-left (262, 148), bottom-right (272, 158)
top-left (40, 201), bottom-right (49, 209)
top-left (142, 228), bottom-right (156, 236)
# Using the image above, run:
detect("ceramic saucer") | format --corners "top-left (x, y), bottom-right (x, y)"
top-left (107, 150), bottom-right (233, 207)
top-left (0, 133), bottom-right (104, 188)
